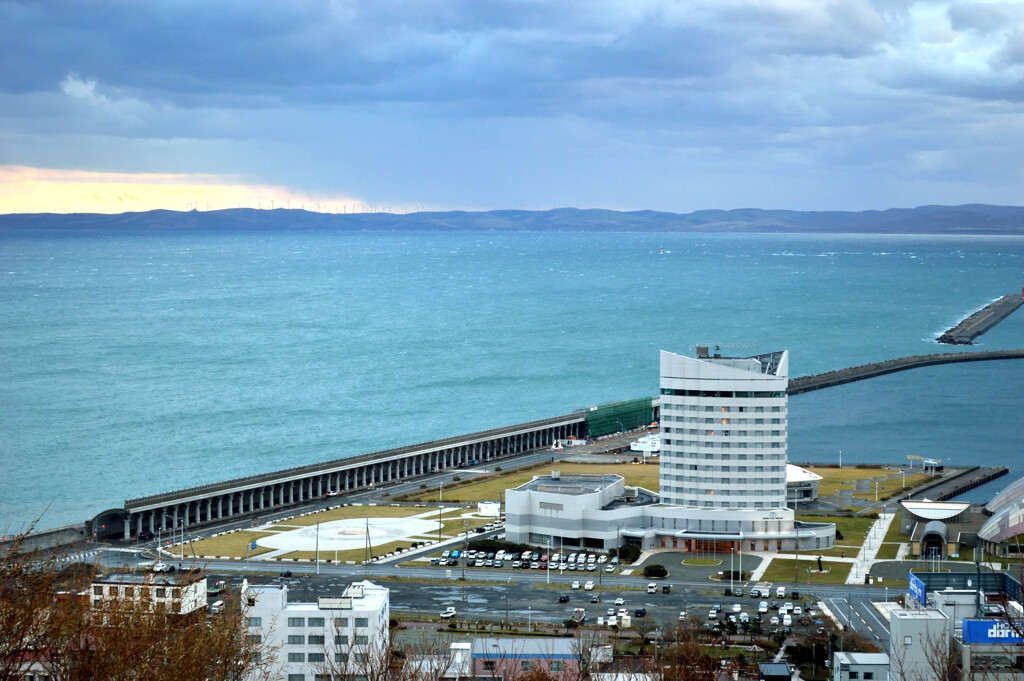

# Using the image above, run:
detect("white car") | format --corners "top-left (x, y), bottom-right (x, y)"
top-left (614, 597), bottom-right (625, 606)
top-left (606, 616), bottom-right (618, 627)
top-left (151, 562), bottom-right (170, 573)
top-left (326, 490), bottom-right (338, 496)
top-left (617, 608), bottom-right (629, 618)
top-left (678, 611), bottom-right (687, 620)
top-left (571, 581), bottom-right (581, 590)
top-left (597, 555), bottom-right (608, 564)
top-left (732, 604), bottom-right (742, 613)
top-left (708, 610), bottom-right (718, 620)
top-left (584, 581), bottom-right (595, 591)
top-left (440, 607), bottom-right (457, 619)
top-left (759, 601), bottom-right (768, 613)
top-left (604, 565), bottom-right (615, 573)
top-left (607, 607), bottom-right (615, 616)
top-left (793, 606), bottom-right (803, 616)
top-left (770, 616), bottom-right (780, 626)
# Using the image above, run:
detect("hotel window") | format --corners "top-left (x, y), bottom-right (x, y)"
top-left (288, 635), bottom-right (305, 645)
top-left (483, 662), bottom-right (497, 671)
top-left (287, 653), bottom-right (305, 662)
top-left (522, 662), bottom-right (533, 671)
top-left (308, 653), bottom-right (325, 663)
top-left (336, 617), bottom-right (349, 627)
top-left (308, 617), bottom-right (325, 627)
top-left (552, 662), bottom-right (565, 672)
top-left (309, 634), bottom-right (325, 645)
top-left (247, 634), bottom-right (262, 643)
top-left (355, 635), bottom-right (369, 645)
top-left (355, 617), bottom-right (369, 628)
top-left (335, 653), bottom-right (349, 663)
top-left (287, 675), bottom-right (305, 681)
top-left (248, 617), bottom-right (262, 627)
top-left (705, 406), bottom-right (713, 411)
top-left (288, 618), bottom-right (305, 627)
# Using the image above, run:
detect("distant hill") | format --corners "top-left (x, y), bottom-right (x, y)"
top-left (3, 204), bottom-right (1024, 235)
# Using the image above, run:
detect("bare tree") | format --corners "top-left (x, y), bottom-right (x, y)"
top-left (0, 537), bottom-right (275, 681)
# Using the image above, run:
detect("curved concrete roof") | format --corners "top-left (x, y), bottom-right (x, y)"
top-left (900, 500), bottom-right (970, 521)
top-left (921, 520), bottom-right (948, 542)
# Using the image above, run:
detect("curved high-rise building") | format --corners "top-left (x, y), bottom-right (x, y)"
top-left (659, 347), bottom-right (789, 510)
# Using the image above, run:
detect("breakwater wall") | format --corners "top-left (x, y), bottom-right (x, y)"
top-left (902, 466), bottom-right (1009, 503)
top-left (938, 294), bottom-right (1024, 345)
top-left (788, 349), bottom-right (1024, 394)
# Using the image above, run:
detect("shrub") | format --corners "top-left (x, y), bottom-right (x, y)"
top-left (452, 476), bottom-right (461, 482)
top-left (420, 483), bottom-right (428, 490)
top-left (643, 564), bottom-right (668, 579)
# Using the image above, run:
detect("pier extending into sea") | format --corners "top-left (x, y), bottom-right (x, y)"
top-left (938, 293), bottom-right (1024, 345)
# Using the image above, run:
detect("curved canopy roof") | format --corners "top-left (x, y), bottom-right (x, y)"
top-left (985, 476), bottom-right (1024, 516)
top-left (900, 500), bottom-right (969, 521)
top-left (979, 500), bottom-right (1024, 545)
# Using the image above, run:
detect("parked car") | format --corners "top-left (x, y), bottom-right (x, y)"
top-left (584, 581), bottom-right (595, 591)
top-left (558, 594), bottom-right (570, 603)
top-left (634, 607), bottom-right (647, 618)
top-left (571, 581), bottom-right (581, 590)
top-left (614, 597), bottom-right (625, 606)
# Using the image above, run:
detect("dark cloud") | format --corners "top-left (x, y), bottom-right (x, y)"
top-left (2, 0), bottom-right (1024, 210)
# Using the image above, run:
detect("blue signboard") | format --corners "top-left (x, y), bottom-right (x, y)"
top-left (963, 619), bottom-right (1024, 644)
top-left (908, 572), bottom-right (927, 605)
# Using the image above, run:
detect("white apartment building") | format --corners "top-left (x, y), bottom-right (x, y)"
top-left (242, 579), bottom-right (389, 681)
top-left (659, 347), bottom-right (788, 510)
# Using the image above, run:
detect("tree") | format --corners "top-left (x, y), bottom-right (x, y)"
top-left (631, 617), bottom-right (660, 655)
top-left (0, 534), bottom-right (273, 681)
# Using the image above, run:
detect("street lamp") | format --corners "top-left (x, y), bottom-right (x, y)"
top-left (439, 481), bottom-right (443, 502)
top-left (730, 546), bottom-right (735, 594)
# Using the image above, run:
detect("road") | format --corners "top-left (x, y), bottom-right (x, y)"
top-left (81, 440), bottom-right (893, 648)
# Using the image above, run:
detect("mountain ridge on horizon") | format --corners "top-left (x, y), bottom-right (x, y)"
top-left (3, 203), bottom-right (1024, 235)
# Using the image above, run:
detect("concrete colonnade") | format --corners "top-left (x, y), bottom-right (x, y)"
top-left (122, 422), bottom-right (582, 539)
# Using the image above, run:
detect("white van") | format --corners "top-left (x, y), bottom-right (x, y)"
top-left (647, 583), bottom-right (658, 594)
top-left (776, 586), bottom-right (786, 599)
top-left (568, 553), bottom-right (578, 564)
top-left (782, 613), bottom-right (792, 626)
top-left (210, 600), bottom-right (224, 614)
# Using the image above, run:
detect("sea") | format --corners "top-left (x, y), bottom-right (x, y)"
top-left (1, 229), bottom-right (1022, 533)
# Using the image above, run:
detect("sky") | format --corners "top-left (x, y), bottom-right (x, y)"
top-left (2, 0), bottom-right (1024, 214)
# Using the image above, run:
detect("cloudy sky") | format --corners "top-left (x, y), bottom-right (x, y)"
top-left (2, 0), bottom-right (1023, 214)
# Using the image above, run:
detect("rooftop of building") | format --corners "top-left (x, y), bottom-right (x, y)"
top-left (786, 464), bottom-right (822, 484)
top-left (694, 346), bottom-right (786, 376)
top-left (472, 637), bottom-right (578, 659)
top-left (93, 572), bottom-right (205, 586)
top-left (515, 473), bottom-right (623, 495)
top-left (901, 500), bottom-right (971, 521)
top-left (890, 607), bottom-right (950, 620)
top-left (833, 652), bottom-right (891, 665)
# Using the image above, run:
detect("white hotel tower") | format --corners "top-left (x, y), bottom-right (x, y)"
top-left (659, 347), bottom-right (788, 510)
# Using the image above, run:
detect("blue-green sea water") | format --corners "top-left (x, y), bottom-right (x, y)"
top-left (1, 230), bottom-right (1022, 532)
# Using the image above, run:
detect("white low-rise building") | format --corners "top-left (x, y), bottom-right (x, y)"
top-left (242, 579), bottom-right (389, 681)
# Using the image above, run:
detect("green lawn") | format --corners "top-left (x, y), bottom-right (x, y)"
top-left (187, 530), bottom-right (277, 559)
top-left (760, 557), bottom-right (852, 585)
top-left (807, 467), bottom-right (935, 500)
top-left (797, 515), bottom-right (875, 548)
top-left (875, 543), bottom-right (901, 560)
top-left (403, 462), bottom-right (662, 503)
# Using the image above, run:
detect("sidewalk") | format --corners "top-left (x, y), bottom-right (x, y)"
top-left (845, 508), bottom-right (896, 584)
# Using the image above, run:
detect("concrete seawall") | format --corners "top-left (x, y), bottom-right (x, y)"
top-left (789, 349), bottom-right (1024, 395)
top-left (938, 294), bottom-right (1024, 345)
